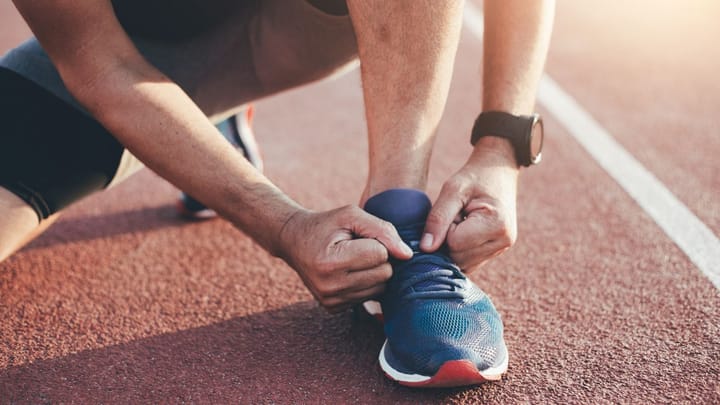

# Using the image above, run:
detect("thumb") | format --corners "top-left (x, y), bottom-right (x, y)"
top-left (422, 188), bottom-right (464, 252)
top-left (350, 210), bottom-right (414, 260)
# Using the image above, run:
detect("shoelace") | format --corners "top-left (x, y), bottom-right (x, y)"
top-left (394, 252), bottom-right (466, 300)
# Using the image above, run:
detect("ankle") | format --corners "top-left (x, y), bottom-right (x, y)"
top-left (362, 181), bottom-right (427, 207)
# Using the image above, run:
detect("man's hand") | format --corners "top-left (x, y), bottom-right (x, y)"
top-left (421, 138), bottom-right (519, 273)
top-left (418, 0), bottom-right (554, 273)
top-left (279, 206), bottom-right (413, 313)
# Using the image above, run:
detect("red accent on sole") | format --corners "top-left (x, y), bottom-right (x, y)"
top-left (245, 104), bottom-right (255, 127)
top-left (391, 360), bottom-right (490, 388)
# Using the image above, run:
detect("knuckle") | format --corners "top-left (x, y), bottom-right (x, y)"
top-left (334, 204), bottom-right (356, 221)
top-left (315, 263), bottom-right (332, 277)
top-left (319, 297), bottom-right (335, 309)
top-left (494, 226), bottom-right (510, 242)
top-left (314, 256), bottom-right (337, 276)
top-left (328, 283), bottom-right (344, 296)
top-left (380, 220), bottom-right (397, 237)
top-left (378, 264), bottom-right (393, 281)
top-left (488, 239), bottom-right (512, 259)
top-left (506, 230), bottom-right (517, 246)
top-left (481, 204), bottom-right (500, 220)
top-left (368, 245), bottom-right (388, 265)
top-left (347, 204), bottom-right (363, 217)
top-left (378, 246), bottom-right (390, 263)
top-left (426, 210), bottom-right (447, 227)
top-left (495, 223), bottom-right (517, 247)
top-left (317, 282), bottom-right (340, 297)
top-left (442, 178), bottom-right (463, 195)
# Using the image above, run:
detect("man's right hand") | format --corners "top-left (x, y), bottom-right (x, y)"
top-left (278, 206), bottom-right (413, 313)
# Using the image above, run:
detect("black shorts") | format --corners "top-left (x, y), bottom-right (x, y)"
top-left (0, 68), bottom-right (124, 220)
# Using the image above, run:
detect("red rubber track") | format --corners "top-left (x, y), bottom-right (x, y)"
top-left (1, 1), bottom-right (719, 403)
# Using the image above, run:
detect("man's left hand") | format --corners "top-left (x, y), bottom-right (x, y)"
top-left (420, 139), bottom-right (520, 273)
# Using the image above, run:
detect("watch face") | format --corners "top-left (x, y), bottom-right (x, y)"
top-left (530, 116), bottom-right (544, 164)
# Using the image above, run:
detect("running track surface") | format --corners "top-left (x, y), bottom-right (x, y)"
top-left (1, 1), bottom-right (719, 403)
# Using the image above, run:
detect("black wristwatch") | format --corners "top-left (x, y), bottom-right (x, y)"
top-left (470, 111), bottom-right (544, 167)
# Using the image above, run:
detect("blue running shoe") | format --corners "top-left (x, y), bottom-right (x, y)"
top-left (364, 189), bottom-right (508, 388)
top-left (177, 106), bottom-right (263, 219)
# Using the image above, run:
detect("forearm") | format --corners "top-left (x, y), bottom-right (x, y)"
top-left (12, 0), bottom-right (302, 255)
top-left (475, 0), bottom-right (555, 163)
top-left (483, 0), bottom-right (555, 115)
top-left (419, 1), bottom-right (554, 256)
top-left (347, 0), bottom-right (464, 198)
top-left (71, 63), bottom-right (301, 255)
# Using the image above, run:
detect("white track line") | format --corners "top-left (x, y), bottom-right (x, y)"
top-left (463, 2), bottom-right (720, 290)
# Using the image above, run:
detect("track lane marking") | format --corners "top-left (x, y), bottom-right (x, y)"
top-left (463, 1), bottom-right (720, 290)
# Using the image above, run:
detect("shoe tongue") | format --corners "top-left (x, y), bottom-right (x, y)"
top-left (363, 189), bottom-right (431, 243)
top-left (365, 189), bottom-right (458, 293)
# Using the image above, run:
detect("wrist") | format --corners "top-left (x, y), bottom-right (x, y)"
top-left (274, 207), bottom-right (308, 260)
top-left (222, 185), bottom-right (305, 258)
top-left (471, 136), bottom-right (520, 169)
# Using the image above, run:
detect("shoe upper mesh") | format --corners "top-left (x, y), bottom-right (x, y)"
top-left (362, 189), bottom-right (506, 377)
top-left (384, 281), bottom-right (504, 375)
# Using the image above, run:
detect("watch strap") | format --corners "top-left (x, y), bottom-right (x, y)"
top-left (470, 111), bottom-right (533, 167)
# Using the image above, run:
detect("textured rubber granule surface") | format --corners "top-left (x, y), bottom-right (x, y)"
top-left (1, 1), bottom-right (719, 403)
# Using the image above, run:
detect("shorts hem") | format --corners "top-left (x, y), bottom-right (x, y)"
top-left (0, 181), bottom-right (50, 222)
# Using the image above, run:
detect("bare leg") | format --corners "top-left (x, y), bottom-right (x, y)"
top-left (0, 187), bottom-right (60, 262)
top-left (347, 0), bottom-right (465, 202)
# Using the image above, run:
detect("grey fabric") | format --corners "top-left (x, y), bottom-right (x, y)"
top-left (1, 39), bottom-right (84, 112)
top-left (0, 0), bottom-right (358, 119)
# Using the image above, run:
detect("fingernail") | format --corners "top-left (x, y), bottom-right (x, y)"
top-left (402, 243), bottom-right (414, 257)
top-left (420, 233), bottom-right (433, 250)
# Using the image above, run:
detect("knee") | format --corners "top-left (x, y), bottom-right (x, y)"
top-left (0, 242), bottom-right (15, 263)
top-left (0, 212), bottom-right (56, 264)
top-left (0, 188), bottom-right (46, 263)
top-left (0, 228), bottom-right (25, 263)
top-left (0, 223), bottom-right (32, 263)
top-left (251, 0), bottom-right (358, 94)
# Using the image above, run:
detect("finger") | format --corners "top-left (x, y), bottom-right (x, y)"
top-left (349, 210), bottom-right (413, 260)
top-left (446, 214), bottom-right (497, 252)
top-left (312, 261), bottom-right (391, 299)
top-left (325, 262), bottom-right (392, 296)
top-left (422, 185), bottom-right (465, 252)
top-left (342, 283), bottom-right (386, 302)
top-left (344, 262), bottom-right (393, 288)
top-left (333, 238), bottom-right (389, 271)
top-left (321, 284), bottom-right (387, 312)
